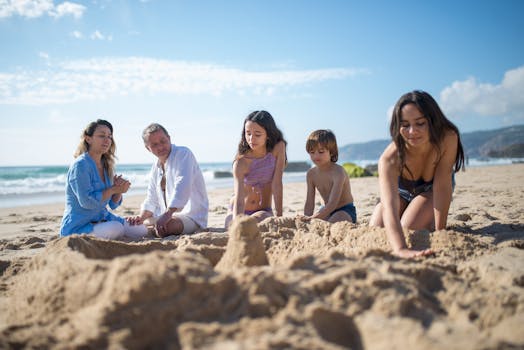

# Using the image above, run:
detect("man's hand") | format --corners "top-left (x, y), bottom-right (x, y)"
top-left (155, 211), bottom-right (174, 237)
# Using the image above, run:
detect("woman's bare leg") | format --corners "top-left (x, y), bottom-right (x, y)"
top-left (400, 192), bottom-right (435, 230)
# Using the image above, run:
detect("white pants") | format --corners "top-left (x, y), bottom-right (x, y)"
top-left (92, 221), bottom-right (148, 240)
top-left (146, 214), bottom-right (199, 235)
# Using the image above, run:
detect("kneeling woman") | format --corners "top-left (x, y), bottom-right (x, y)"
top-left (369, 90), bottom-right (465, 258)
top-left (60, 119), bottom-right (147, 240)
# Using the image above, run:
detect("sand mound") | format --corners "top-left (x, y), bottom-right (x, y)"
top-left (1, 215), bottom-right (523, 349)
top-left (45, 234), bottom-right (179, 259)
top-left (215, 216), bottom-right (268, 271)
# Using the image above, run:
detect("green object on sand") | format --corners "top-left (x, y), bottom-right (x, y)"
top-left (342, 162), bottom-right (373, 178)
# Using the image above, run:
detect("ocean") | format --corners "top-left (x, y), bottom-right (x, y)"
top-left (0, 161), bottom-right (306, 208)
top-left (0, 158), bottom-right (521, 208)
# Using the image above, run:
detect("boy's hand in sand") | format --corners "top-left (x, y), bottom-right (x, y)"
top-left (395, 248), bottom-right (434, 259)
top-left (296, 215), bottom-right (311, 222)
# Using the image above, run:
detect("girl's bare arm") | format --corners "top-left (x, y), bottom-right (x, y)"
top-left (232, 159), bottom-right (248, 218)
top-left (271, 141), bottom-right (286, 216)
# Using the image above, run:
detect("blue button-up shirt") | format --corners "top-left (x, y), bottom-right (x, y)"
top-left (60, 152), bottom-right (124, 236)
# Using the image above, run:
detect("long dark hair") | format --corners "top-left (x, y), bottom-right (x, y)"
top-left (75, 119), bottom-right (117, 178)
top-left (390, 90), bottom-right (465, 175)
top-left (237, 110), bottom-right (287, 158)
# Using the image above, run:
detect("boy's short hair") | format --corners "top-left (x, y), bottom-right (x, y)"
top-left (306, 129), bottom-right (338, 162)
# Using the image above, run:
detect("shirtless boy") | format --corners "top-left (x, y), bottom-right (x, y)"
top-left (301, 129), bottom-right (357, 223)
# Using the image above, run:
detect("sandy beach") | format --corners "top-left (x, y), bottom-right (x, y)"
top-left (0, 164), bottom-right (523, 349)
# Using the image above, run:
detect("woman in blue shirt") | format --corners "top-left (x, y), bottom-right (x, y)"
top-left (60, 119), bottom-right (147, 239)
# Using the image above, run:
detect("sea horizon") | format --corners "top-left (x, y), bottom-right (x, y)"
top-left (0, 157), bottom-right (522, 209)
top-left (0, 161), bottom-right (309, 209)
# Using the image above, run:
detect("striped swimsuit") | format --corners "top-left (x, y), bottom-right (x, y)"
top-left (243, 153), bottom-right (276, 211)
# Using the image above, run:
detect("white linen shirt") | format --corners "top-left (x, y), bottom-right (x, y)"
top-left (141, 144), bottom-right (209, 228)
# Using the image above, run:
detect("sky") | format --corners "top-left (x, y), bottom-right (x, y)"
top-left (0, 0), bottom-right (523, 166)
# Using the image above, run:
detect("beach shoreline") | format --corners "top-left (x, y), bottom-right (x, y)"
top-left (1, 163), bottom-right (523, 349)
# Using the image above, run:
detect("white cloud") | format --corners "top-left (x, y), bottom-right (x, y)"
top-left (90, 30), bottom-right (104, 40)
top-left (0, 0), bottom-right (85, 19)
top-left (440, 65), bottom-right (524, 120)
top-left (52, 1), bottom-right (84, 18)
top-left (70, 30), bottom-right (82, 39)
top-left (38, 51), bottom-right (49, 60)
top-left (90, 30), bottom-right (112, 41)
top-left (0, 0), bottom-right (53, 18)
top-left (0, 57), bottom-right (366, 105)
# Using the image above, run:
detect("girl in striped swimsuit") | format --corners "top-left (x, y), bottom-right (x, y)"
top-left (225, 111), bottom-right (287, 228)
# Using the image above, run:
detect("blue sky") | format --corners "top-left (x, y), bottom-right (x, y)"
top-left (1, 0), bottom-right (523, 166)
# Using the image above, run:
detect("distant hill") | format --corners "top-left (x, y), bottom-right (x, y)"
top-left (339, 125), bottom-right (524, 161)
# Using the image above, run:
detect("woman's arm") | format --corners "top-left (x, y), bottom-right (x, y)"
top-left (271, 141), bottom-right (286, 216)
top-left (126, 209), bottom-right (153, 225)
top-left (70, 161), bottom-right (115, 209)
top-left (378, 150), bottom-right (406, 252)
top-left (433, 131), bottom-right (458, 230)
top-left (379, 145), bottom-right (433, 258)
top-left (303, 170), bottom-right (316, 216)
top-left (232, 159), bottom-right (248, 219)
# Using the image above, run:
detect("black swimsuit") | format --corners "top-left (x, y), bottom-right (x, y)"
top-left (398, 177), bottom-right (433, 203)
top-left (398, 173), bottom-right (456, 203)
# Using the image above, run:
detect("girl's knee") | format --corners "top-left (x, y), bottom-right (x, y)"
top-left (252, 211), bottom-right (272, 222)
top-left (224, 214), bottom-right (233, 229)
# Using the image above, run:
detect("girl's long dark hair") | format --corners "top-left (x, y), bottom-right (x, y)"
top-left (237, 110), bottom-right (287, 159)
top-left (390, 90), bottom-right (465, 176)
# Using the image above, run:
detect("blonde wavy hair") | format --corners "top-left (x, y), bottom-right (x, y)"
top-left (74, 119), bottom-right (117, 179)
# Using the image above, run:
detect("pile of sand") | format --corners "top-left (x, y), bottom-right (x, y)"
top-left (1, 164), bottom-right (523, 349)
top-left (1, 214), bottom-right (522, 349)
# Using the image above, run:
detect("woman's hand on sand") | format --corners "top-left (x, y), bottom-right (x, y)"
top-left (126, 215), bottom-right (144, 226)
top-left (395, 248), bottom-right (434, 259)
